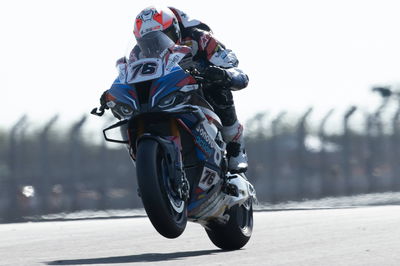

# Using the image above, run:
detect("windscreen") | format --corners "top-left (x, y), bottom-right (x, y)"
top-left (137, 31), bottom-right (175, 58)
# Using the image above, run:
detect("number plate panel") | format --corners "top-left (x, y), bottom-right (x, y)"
top-left (198, 167), bottom-right (220, 191)
top-left (118, 58), bottom-right (163, 83)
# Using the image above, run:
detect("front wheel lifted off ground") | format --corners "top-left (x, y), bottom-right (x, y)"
top-left (136, 139), bottom-right (187, 239)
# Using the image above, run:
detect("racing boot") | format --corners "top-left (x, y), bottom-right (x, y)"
top-left (221, 120), bottom-right (248, 173)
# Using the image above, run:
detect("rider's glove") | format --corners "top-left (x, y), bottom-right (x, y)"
top-left (91, 90), bottom-right (110, 117)
top-left (203, 66), bottom-right (232, 88)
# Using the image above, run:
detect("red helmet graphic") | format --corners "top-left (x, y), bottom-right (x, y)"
top-left (134, 6), bottom-right (181, 43)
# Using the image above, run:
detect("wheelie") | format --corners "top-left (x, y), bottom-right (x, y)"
top-left (92, 6), bottom-right (256, 250)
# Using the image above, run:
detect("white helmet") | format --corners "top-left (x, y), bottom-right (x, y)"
top-left (133, 6), bottom-right (181, 43)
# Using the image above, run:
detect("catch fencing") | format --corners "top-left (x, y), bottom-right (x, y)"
top-left (1, 89), bottom-right (400, 222)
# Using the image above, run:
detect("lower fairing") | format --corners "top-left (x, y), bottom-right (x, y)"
top-left (188, 173), bottom-right (257, 226)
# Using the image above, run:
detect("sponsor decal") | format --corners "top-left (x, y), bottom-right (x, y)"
top-left (140, 9), bottom-right (154, 21)
top-left (165, 54), bottom-right (182, 71)
top-left (198, 127), bottom-right (214, 148)
top-left (193, 124), bottom-right (222, 165)
top-left (193, 125), bottom-right (214, 155)
top-left (194, 134), bottom-right (213, 155)
top-left (106, 101), bottom-right (116, 108)
top-left (141, 26), bottom-right (160, 35)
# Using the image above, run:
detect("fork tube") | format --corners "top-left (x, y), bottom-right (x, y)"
top-left (170, 118), bottom-right (182, 151)
top-left (170, 118), bottom-right (180, 137)
top-left (137, 119), bottom-right (144, 136)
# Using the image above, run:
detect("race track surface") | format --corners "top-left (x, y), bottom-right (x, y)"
top-left (1, 206), bottom-right (399, 266)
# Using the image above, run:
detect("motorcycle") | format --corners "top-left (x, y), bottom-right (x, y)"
top-left (91, 31), bottom-right (257, 250)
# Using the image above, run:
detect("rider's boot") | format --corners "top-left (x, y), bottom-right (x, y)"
top-left (221, 120), bottom-right (248, 173)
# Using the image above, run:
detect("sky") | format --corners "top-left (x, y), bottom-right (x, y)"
top-left (1, 0), bottom-right (400, 134)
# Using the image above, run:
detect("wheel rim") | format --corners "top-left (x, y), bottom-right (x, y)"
top-left (236, 200), bottom-right (253, 235)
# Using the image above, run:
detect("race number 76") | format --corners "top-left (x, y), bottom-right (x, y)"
top-left (130, 62), bottom-right (158, 79)
top-left (199, 168), bottom-right (219, 190)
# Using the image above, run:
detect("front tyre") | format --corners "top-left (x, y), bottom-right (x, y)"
top-left (136, 139), bottom-right (187, 238)
top-left (205, 200), bottom-right (253, 250)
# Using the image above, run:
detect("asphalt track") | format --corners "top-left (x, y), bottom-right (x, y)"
top-left (1, 206), bottom-right (399, 266)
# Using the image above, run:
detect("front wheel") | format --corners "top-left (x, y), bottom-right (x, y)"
top-left (205, 200), bottom-right (253, 250)
top-left (136, 138), bottom-right (187, 238)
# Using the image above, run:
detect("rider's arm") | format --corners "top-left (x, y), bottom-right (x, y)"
top-left (193, 30), bottom-right (249, 91)
top-left (168, 7), bottom-right (212, 32)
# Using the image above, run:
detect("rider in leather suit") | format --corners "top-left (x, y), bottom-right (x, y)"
top-left (102, 6), bottom-right (249, 173)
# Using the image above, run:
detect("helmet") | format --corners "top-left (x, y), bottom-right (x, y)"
top-left (134, 6), bottom-right (181, 43)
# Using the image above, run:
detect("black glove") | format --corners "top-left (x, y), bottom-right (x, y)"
top-left (91, 91), bottom-right (109, 116)
top-left (203, 66), bottom-right (232, 87)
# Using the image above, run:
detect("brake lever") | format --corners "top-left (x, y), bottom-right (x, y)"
top-left (91, 106), bottom-right (105, 117)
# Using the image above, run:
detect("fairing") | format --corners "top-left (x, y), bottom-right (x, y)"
top-left (101, 31), bottom-right (256, 224)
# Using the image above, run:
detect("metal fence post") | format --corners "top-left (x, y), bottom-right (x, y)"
top-left (364, 89), bottom-right (391, 193)
top-left (342, 106), bottom-right (357, 195)
top-left (67, 115), bottom-right (87, 211)
top-left (296, 107), bottom-right (313, 199)
top-left (37, 115), bottom-right (59, 214)
top-left (318, 109), bottom-right (334, 197)
top-left (95, 116), bottom-right (115, 210)
top-left (6, 115), bottom-right (27, 222)
top-left (268, 111), bottom-right (286, 202)
top-left (391, 95), bottom-right (400, 190)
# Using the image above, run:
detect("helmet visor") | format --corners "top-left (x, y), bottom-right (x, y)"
top-left (137, 31), bottom-right (175, 58)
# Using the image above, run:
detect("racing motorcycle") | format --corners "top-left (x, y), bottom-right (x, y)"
top-left (91, 31), bottom-right (256, 250)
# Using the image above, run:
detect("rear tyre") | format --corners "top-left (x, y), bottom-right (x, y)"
top-left (205, 200), bottom-right (253, 250)
top-left (136, 139), bottom-right (187, 238)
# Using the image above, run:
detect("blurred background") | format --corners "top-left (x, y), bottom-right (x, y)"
top-left (1, 0), bottom-right (400, 222)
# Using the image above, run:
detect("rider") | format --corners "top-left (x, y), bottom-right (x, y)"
top-left (102, 6), bottom-right (249, 173)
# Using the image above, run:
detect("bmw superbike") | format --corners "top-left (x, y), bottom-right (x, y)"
top-left (91, 31), bottom-right (256, 250)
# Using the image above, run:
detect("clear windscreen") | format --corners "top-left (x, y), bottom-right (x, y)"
top-left (136, 31), bottom-right (175, 58)
top-left (118, 31), bottom-right (189, 84)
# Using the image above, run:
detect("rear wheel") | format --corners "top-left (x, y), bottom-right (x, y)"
top-left (136, 139), bottom-right (187, 238)
top-left (205, 200), bottom-right (253, 250)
